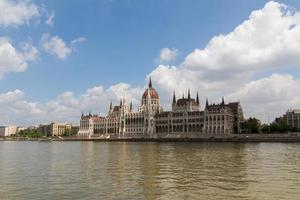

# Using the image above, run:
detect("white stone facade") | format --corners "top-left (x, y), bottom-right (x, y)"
top-left (78, 79), bottom-right (244, 138)
top-left (0, 126), bottom-right (18, 137)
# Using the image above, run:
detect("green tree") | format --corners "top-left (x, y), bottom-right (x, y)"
top-left (63, 128), bottom-right (71, 136)
top-left (241, 117), bottom-right (261, 133)
top-left (17, 129), bottom-right (43, 138)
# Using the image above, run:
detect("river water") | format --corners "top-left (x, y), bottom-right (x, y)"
top-left (0, 141), bottom-right (299, 200)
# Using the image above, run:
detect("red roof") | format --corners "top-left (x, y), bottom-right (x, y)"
top-left (142, 87), bottom-right (159, 99)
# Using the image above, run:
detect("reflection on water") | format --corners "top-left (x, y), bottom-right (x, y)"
top-left (0, 142), bottom-right (300, 199)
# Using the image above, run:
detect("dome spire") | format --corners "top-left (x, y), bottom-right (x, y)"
top-left (196, 91), bottom-right (199, 104)
top-left (148, 77), bottom-right (152, 88)
top-left (188, 89), bottom-right (191, 99)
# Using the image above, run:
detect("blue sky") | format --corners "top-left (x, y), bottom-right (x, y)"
top-left (1, 0), bottom-right (300, 125)
top-left (1, 0), bottom-right (298, 100)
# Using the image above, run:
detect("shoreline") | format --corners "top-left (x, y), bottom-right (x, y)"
top-left (2, 133), bottom-right (300, 142)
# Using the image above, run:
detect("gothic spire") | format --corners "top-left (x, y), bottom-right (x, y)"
top-left (148, 77), bottom-right (152, 88)
top-left (109, 100), bottom-right (112, 110)
top-left (120, 99), bottom-right (122, 106)
top-left (206, 98), bottom-right (209, 108)
top-left (123, 89), bottom-right (127, 103)
top-left (196, 91), bottom-right (199, 104)
top-left (130, 101), bottom-right (133, 111)
top-left (188, 89), bottom-right (191, 99)
top-left (173, 91), bottom-right (176, 104)
top-left (221, 96), bottom-right (225, 108)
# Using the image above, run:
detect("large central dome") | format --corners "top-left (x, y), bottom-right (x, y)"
top-left (142, 78), bottom-right (159, 99)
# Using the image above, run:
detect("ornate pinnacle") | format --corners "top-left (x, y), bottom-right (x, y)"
top-left (148, 77), bottom-right (152, 88)
top-left (173, 91), bottom-right (176, 104)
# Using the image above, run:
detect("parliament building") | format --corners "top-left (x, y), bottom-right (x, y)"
top-left (78, 79), bottom-right (244, 138)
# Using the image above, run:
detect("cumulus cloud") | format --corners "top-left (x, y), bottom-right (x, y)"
top-left (41, 34), bottom-right (86, 59)
top-left (0, 37), bottom-right (38, 79)
top-left (0, 83), bottom-right (143, 126)
top-left (1, 73), bottom-right (299, 125)
top-left (0, 90), bottom-right (44, 125)
top-left (3, 1), bottom-right (300, 125)
top-left (156, 48), bottom-right (178, 64)
top-left (148, 1), bottom-right (300, 118)
top-left (0, 0), bottom-right (39, 27)
top-left (40, 34), bottom-right (71, 60)
top-left (226, 74), bottom-right (300, 122)
top-left (150, 0), bottom-right (300, 96)
top-left (181, 1), bottom-right (300, 80)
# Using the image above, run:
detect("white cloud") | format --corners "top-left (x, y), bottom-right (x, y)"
top-left (156, 48), bottom-right (178, 64)
top-left (41, 34), bottom-right (86, 59)
top-left (0, 0), bottom-right (39, 27)
top-left (3, 1), bottom-right (300, 125)
top-left (0, 90), bottom-right (44, 125)
top-left (181, 1), bottom-right (300, 80)
top-left (0, 37), bottom-right (38, 79)
top-left (45, 12), bottom-right (55, 26)
top-left (1, 73), bottom-right (300, 126)
top-left (41, 34), bottom-right (71, 60)
top-left (148, 1), bottom-right (300, 118)
top-left (0, 83), bottom-right (143, 126)
top-left (71, 37), bottom-right (87, 44)
top-left (226, 74), bottom-right (300, 122)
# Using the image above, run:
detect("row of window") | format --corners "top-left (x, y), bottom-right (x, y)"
top-left (205, 115), bottom-right (226, 121)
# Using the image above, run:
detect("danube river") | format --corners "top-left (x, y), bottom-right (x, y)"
top-left (0, 142), bottom-right (300, 199)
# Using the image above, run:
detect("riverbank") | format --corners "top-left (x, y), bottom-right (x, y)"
top-left (2, 133), bottom-right (300, 142)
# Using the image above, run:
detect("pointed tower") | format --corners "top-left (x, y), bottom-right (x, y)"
top-left (188, 89), bottom-right (191, 99)
top-left (206, 98), bottom-right (209, 108)
top-left (221, 96), bottom-right (225, 108)
top-left (173, 91), bottom-right (176, 104)
top-left (130, 101), bottom-right (133, 112)
top-left (148, 76), bottom-right (152, 88)
top-left (120, 99), bottom-right (122, 107)
top-left (108, 100), bottom-right (113, 115)
top-left (196, 91), bottom-right (199, 105)
top-left (147, 82), bottom-right (151, 112)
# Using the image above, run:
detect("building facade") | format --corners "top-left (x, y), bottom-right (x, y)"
top-left (78, 79), bottom-right (244, 138)
top-left (277, 109), bottom-right (300, 129)
top-left (39, 123), bottom-right (79, 137)
top-left (0, 126), bottom-right (18, 137)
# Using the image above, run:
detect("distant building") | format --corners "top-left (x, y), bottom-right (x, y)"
top-left (0, 126), bottom-right (17, 137)
top-left (17, 127), bottom-right (26, 132)
top-left (78, 79), bottom-right (244, 138)
top-left (279, 109), bottom-right (300, 129)
top-left (39, 123), bottom-right (78, 137)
